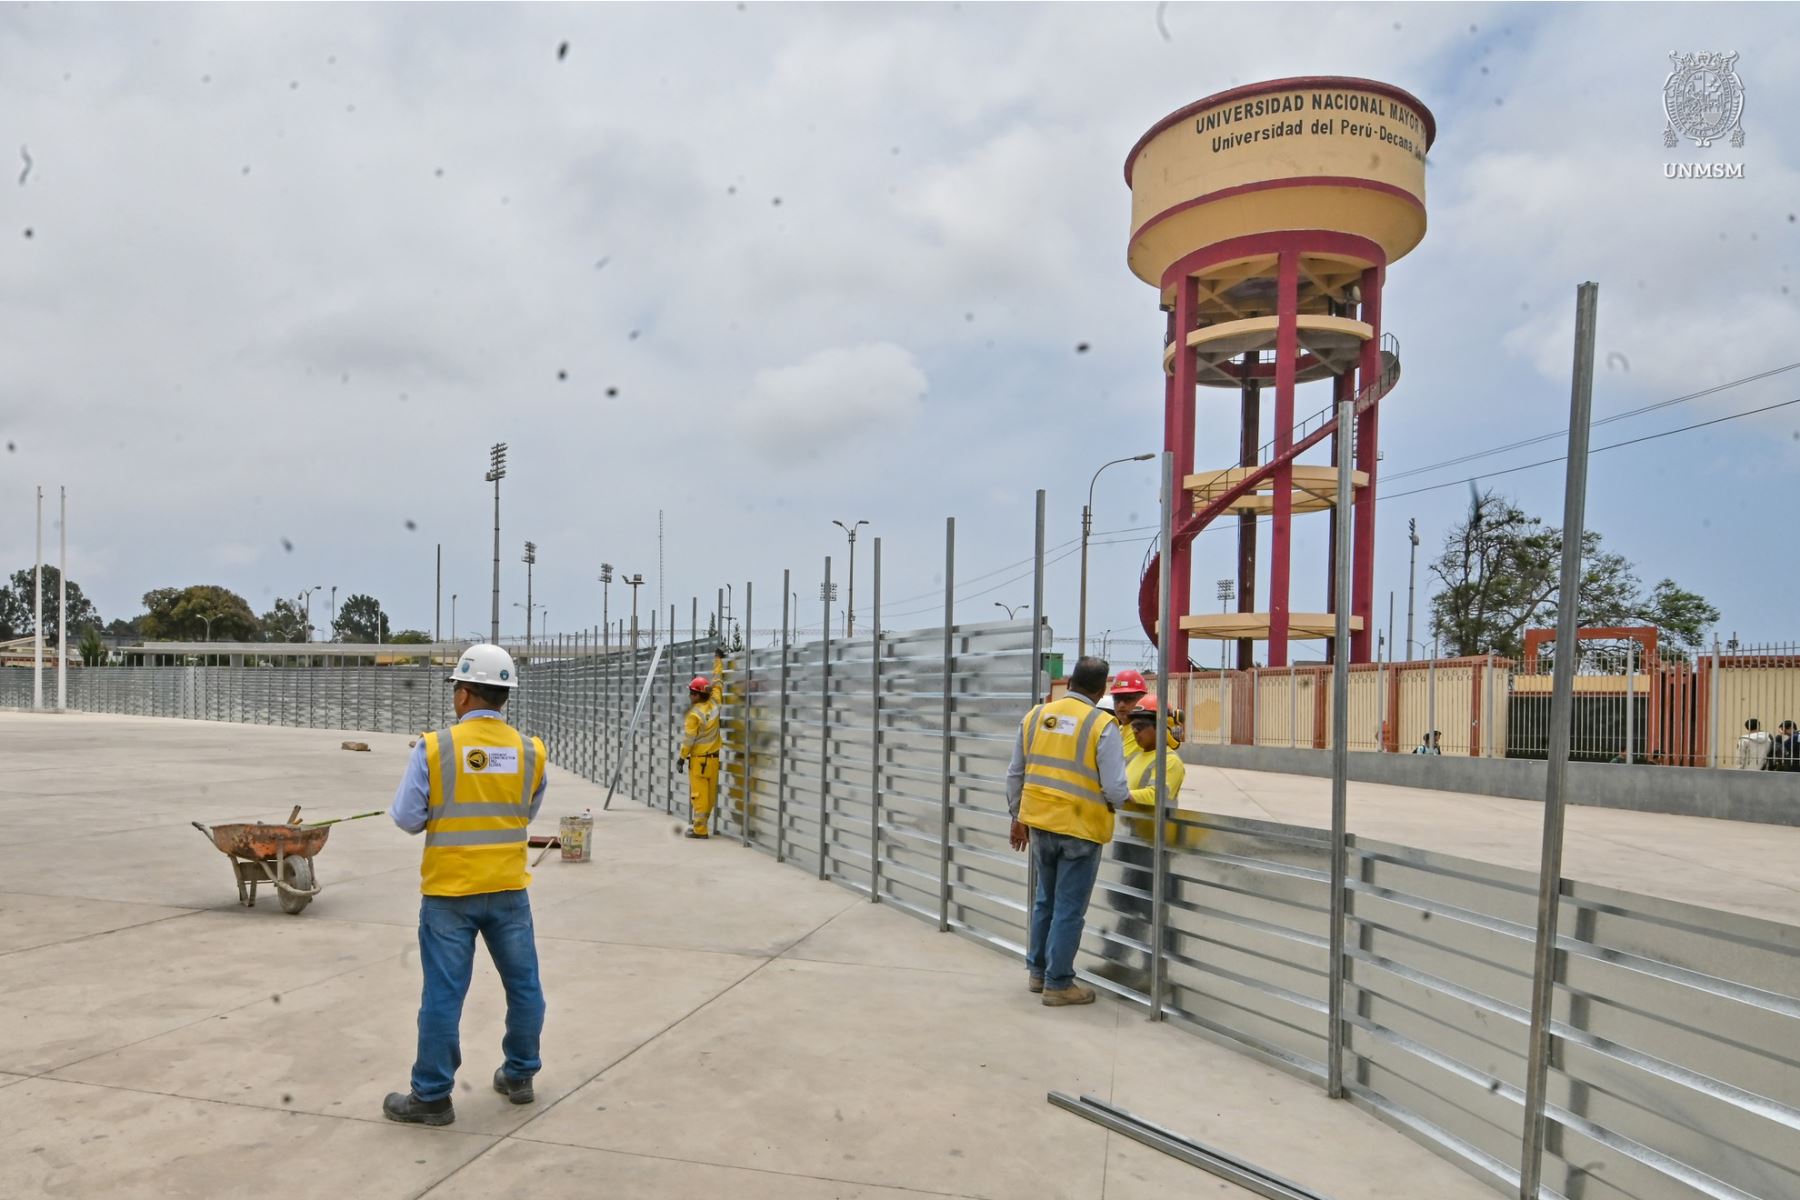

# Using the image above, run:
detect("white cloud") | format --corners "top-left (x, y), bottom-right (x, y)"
top-left (738, 343), bottom-right (928, 458)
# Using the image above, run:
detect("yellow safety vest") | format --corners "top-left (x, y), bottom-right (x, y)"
top-left (1123, 739), bottom-right (1203, 850)
top-left (419, 717), bottom-right (547, 897)
top-left (1018, 696), bottom-right (1115, 844)
top-left (682, 698), bottom-right (721, 757)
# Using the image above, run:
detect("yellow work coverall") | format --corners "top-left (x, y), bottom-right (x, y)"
top-left (681, 681), bottom-right (723, 836)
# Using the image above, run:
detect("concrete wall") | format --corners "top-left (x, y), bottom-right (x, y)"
top-left (1179, 742), bottom-right (1800, 828)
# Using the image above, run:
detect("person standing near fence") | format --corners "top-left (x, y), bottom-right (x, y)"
top-left (1006, 655), bottom-right (1130, 1007)
top-left (1772, 720), bottom-right (1799, 771)
top-left (679, 672), bottom-right (722, 838)
top-left (383, 643), bottom-right (548, 1126)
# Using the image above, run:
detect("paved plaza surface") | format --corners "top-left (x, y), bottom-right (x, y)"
top-left (7, 713), bottom-right (1790, 1200)
top-left (1186, 762), bottom-right (1800, 925)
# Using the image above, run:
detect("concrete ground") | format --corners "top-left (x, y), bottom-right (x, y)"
top-left (1187, 763), bottom-right (1800, 924)
top-left (0, 713), bottom-right (1509, 1200)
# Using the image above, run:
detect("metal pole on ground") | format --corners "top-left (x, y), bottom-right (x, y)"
top-left (1149, 460), bottom-right (1174, 1020)
top-left (33, 485), bottom-right (43, 710)
top-left (1427, 637), bottom-right (1439, 752)
top-left (818, 556), bottom-right (832, 879)
top-left (1518, 281), bottom-right (1599, 1200)
top-left (1326, 392), bottom-right (1355, 1098)
top-left (741, 582), bottom-right (753, 847)
top-left (57, 486), bottom-right (67, 710)
top-left (1028, 494), bottom-right (1046, 936)
top-left (870, 539), bottom-right (883, 900)
top-left (937, 516), bottom-right (955, 933)
top-left (777, 567), bottom-right (791, 864)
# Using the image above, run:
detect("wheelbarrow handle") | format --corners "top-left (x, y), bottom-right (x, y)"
top-left (191, 821), bottom-right (215, 842)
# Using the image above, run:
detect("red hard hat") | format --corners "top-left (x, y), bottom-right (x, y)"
top-left (1128, 694), bottom-right (1160, 719)
top-left (689, 675), bottom-right (711, 693)
top-left (1111, 669), bottom-right (1147, 696)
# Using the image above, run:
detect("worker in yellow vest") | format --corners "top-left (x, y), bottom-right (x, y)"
top-left (1005, 656), bottom-right (1130, 1006)
top-left (383, 643), bottom-right (548, 1127)
top-left (679, 672), bottom-right (723, 838)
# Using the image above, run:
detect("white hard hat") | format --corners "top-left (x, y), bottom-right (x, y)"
top-left (448, 643), bottom-right (519, 689)
top-left (1097, 695), bottom-right (1115, 712)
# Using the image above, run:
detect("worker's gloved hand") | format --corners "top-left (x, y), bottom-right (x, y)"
top-left (675, 757), bottom-right (687, 775)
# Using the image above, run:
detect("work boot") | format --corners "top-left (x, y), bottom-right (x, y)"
top-left (1027, 973), bottom-right (1044, 994)
top-left (382, 1091), bottom-right (454, 1126)
top-left (1041, 984), bottom-right (1097, 1007)
top-left (685, 828), bottom-right (709, 839)
top-left (492, 1067), bottom-right (534, 1105)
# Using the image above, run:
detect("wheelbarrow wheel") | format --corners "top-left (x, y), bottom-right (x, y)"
top-left (278, 857), bottom-right (316, 915)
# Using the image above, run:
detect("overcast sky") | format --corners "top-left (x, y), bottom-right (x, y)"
top-left (2, 3), bottom-right (1795, 662)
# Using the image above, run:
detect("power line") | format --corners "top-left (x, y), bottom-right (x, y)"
top-left (1383, 393), bottom-right (1800, 502)
top-left (1383, 360), bottom-right (1800, 483)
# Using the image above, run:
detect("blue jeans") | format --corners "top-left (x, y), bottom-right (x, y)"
top-left (1025, 829), bottom-right (1104, 990)
top-left (412, 889), bottom-right (545, 1102)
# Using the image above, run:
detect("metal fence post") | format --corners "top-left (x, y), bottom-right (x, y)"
top-left (869, 540), bottom-right (883, 901)
top-left (819, 556), bottom-right (833, 880)
top-left (1519, 281), bottom-right (1599, 1200)
top-left (1625, 642), bottom-right (1635, 764)
top-left (1427, 638), bottom-right (1439, 752)
top-left (1027, 495), bottom-right (1046, 946)
top-left (1327, 393), bottom-right (1355, 1098)
top-left (1150, 465), bottom-right (1173, 1020)
top-left (742, 581), bottom-right (753, 848)
top-left (1289, 660), bottom-right (1298, 748)
top-left (937, 517), bottom-right (955, 933)
top-left (777, 567), bottom-right (791, 864)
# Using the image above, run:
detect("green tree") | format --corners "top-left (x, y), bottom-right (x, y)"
top-left (333, 593), bottom-right (390, 642)
top-left (0, 566), bottom-right (101, 642)
top-left (260, 597), bottom-right (311, 643)
top-left (388, 629), bottom-right (432, 645)
top-left (105, 615), bottom-right (144, 639)
top-left (139, 585), bottom-right (260, 641)
top-left (79, 627), bottom-right (108, 666)
top-left (1428, 491), bottom-right (1718, 660)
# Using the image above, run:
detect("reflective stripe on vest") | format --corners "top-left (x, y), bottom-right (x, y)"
top-left (419, 719), bottom-right (545, 896)
top-left (1021, 701), bottom-right (1106, 804)
top-left (682, 702), bottom-right (721, 755)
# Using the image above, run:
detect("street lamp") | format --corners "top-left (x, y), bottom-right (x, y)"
top-left (624, 573), bottom-right (645, 648)
top-left (831, 519), bottom-right (869, 637)
top-left (329, 585), bottom-right (338, 642)
top-left (994, 601), bottom-right (1027, 620)
top-left (485, 442), bottom-right (508, 644)
top-left (1079, 453), bottom-right (1156, 657)
top-left (598, 563), bottom-right (613, 650)
top-left (450, 594), bottom-right (458, 644)
top-left (298, 585), bottom-right (322, 643)
top-left (1405, 517), bottom-right (1420, 660)
top-left (1216, 578), bottom-right (1235, 679)
top-left (200, 611), bottom-right (219, 642)
top-left (522, 541), bottom-right (537, 658)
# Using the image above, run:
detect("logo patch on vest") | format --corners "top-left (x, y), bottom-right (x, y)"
top-left (1044, 715), bottom-right (1077, 735)
top-left (463, 746), bottom-right (519, 774)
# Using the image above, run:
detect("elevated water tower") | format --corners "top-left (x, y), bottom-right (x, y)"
top-left (1127, 77), bottom-right (1434, 668)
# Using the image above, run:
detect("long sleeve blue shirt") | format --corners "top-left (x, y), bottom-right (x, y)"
top-left (389, 711), bottom-right (548, 834)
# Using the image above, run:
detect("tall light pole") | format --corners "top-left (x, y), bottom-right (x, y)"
top-left (57, 486), bottom-right (67, 710)
top-left (598, 563), bottom-right (613, 648)
top-left (522, 541), bottom-right (537, 659)
top-left (625, 573), bottom-right (645, 649)
top-left (1216, 578), bottom-right (1235, 679)
top-left (1080, 453), bottom-right (1155, 657)
top-left (832, 519), bottom-right (869, 637)
top-left (994, 601), bottom-right (1027, 620)
top-left (435, 543), bottom-right (442, 644)
top-left (1405, 517), bottom-right (1420, 660)
top-left (450, 594), bottom-right (458, 642)
top-left (32, 485), bottom-right (42, 710)
top-left (329, 585), bottom-right (338, 642)
top-left (486, 442), bottom-right (508, 644)
top-left (819, 579), bottom-right (838, 637)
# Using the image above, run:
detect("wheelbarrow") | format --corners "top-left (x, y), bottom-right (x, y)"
top-left (191, 805), bottom-right (336, 914)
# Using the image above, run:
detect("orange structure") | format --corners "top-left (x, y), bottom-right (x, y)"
top-left (1127, 78), bottom-right (1434, 668)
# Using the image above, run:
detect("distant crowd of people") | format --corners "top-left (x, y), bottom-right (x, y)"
top-left (1737, 717), bottom-right (1799, 771)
